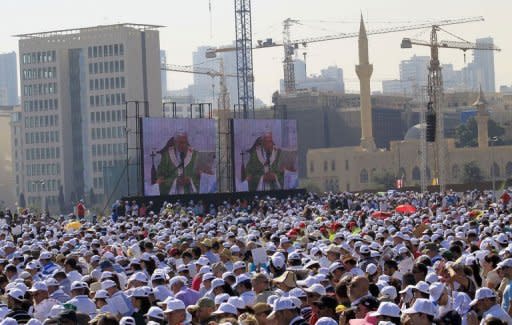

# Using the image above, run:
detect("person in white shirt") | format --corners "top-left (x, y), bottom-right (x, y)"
top-left (94, 289), bottom-right (116, 314)
top-left (467, 288), bottom-right (512, 325)
top-left (64, 258), bottom-right (83, 284)
top-left (67, 281), bottom-right (96, 318)
top-left (28, 281), bottom-right (61, 322)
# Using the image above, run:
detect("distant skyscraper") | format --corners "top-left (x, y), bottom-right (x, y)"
top-left (280, 60), bottom-right (344, 94)
top-left (0, 52), bottom-right (18, 105)
top-left (160, 50), bottom-right (168, 97)
top-left (15, 24), bottom-right (162, 209)
top-left (399, 55), bottom-right (429, 94)
top-left (473, 37), bottom-right (495, 92)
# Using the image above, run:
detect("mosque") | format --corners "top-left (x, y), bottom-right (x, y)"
top-left (306, 17), bottom-right (512, 192)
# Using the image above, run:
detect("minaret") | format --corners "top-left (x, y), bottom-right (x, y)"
top-left (473, 85), bottom-right (489, 148)
top-left (356, 14), bottom-right (376, 151)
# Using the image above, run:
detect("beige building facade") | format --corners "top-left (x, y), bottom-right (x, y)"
top-left (15, 24), bottom-right (162, 210)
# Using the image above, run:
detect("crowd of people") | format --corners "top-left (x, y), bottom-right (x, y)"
top-left (0, 189), bottom-right (511, 325)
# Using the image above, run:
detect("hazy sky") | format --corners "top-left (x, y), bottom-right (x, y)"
top-left (1, 0), bottom-right (510, 104)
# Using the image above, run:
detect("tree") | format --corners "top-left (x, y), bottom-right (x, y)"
top-left (373, 170), bottom-right (396, 189)
top-left (455, 117), bottom-right (505, 148)
top-left (462, 161), bottom-right (483, 184)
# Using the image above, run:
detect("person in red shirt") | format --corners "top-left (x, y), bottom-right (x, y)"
top-left (76, 200), bottom-right (86, 220)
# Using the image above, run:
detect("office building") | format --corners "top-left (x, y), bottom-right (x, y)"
top-left (16, 23), bottom-right (162, 210)
top-left (280, 60), bottom-right (345, 94)
top-left (0, 52), bottom-right (18, 105)
top-left (472, 37), bottom-right (496, 93)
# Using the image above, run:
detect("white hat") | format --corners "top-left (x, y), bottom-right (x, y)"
top-left (45, 278), bottom-right (59, 287)
top-left (101, 280), bottom-right (117, 290)
top-left (70, 281), bottom-right (88, 291)
top-left (169, 276), bottom-right (187, 287)
top-left (28, 281), bottom-right (48, 293)
top-left (210, 278), bottom-right (225, 291)
top-left (429, 282), bottom-right (446, 302)
top-left (202, 272), bottom-right (215, 281)
top-left (212, 303), bottom-right (238, 316)
top-left (268, 297), bottom-right (298, 318)
top-left (271, 253), bottom-right (285, 269)
top-left (7, 288), bottom-right (24, 301)
top-left (119, 317), bottom-right (136, 325)
top-left (366, 263), bottom-right (377, 275)
top-left (403, 298), bottom-right (436, 317)
top-left (195, 257), bottom-right (210, 266)
top-left (215, 293), bottom-right (230, 305)
top-left (413, 281), bottom-right (430, 294)
top-left (378, 286), bottom-right (397, 301)
top-left (145, 306), bottom-right (165, 320)
top-left (497, 258), bottom-right (512, 269)
top-left (164, 298), bottom-right (186, 313)
top-left (315, 317), bottom-right (338, 325)
top-left (232, 261), bottom-right (246, 271)
top-left (0, 318), bottom-right (18, 325)
top-left (234, 274), bottom-right (250, 287)
top-left (360, 245), bottom-right (370, 254)
top-left (198, 266), bottom-right (212, 275)
top-left (151, 273), bottom-right (166, 281)
top-left (370, 302), bottom-right (401, 318)
top-left (304, 283), bottom-right (326, 296)
top-left (227, 297), bottom-right (245, 310)
top-left (130, 272), bottom-right (148, 283)
top-left (94, 289), bottom-right (109, 299)
top-left (425, 272), bottom-right (439, 284)
top-left (470, 288), bottom-right (496, 306)
top-left (132, 287), bottom-right (149, 298)
top-left (39, 251), bottom-right (52, 260)
top-left (328, 262), bottom-right (344, 274)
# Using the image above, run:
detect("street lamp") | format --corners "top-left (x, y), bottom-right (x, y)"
top-left (490, 136), bottom-right (499, 201)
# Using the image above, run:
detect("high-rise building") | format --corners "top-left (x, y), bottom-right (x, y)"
top-left (280, 60), bottom-right (345, 94)
top-left (472, 37), bottom-right (495, 93)
top-left (160, 50), bottom-right (168, 97)
top-left (0, 52), bottom-right (18, 105)
top-left (15, 24), bottom-right (162, 210)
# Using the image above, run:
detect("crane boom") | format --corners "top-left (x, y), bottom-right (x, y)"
top-left (161, 64), bottom-right (238, 78)
top-left (403, 38), bottom-right (501, 51)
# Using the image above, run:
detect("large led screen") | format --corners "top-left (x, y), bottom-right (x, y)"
top-left (142, 118), bottom-right (217, 195)
top-left (233, 119), bottom-right (299, 192)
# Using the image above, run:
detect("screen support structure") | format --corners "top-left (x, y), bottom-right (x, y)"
top-left (125, 101), bottom-right (149, 196)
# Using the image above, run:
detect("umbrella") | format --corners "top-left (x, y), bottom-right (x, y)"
top-left (395, 204), bottom-right (416, 214)
top-left (64, 221), bottom-right (82, 231)
top-left (371, 211), bottom-right (392, 220)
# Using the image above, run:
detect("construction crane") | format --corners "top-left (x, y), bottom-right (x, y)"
top-left (234, 0), bottom-right (254, 118)
top-left (401, 25), bottom-right (501, 193)
top-left (206, 16), bottom-right (486, 95)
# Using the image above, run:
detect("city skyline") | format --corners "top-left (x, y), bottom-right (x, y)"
top-left (0, 0), bottom-right (510, 105)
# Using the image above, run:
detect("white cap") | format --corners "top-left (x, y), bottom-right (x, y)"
top-left (328, 262), bottom-right (344, 274)
top-left (232, 261), bottom-right (246, 271)
top-left (234, 274), bottom-right (250, 287)
top-left (315, 317), bottom-right (338, 325)
top-left (0, 318), bottom-right (18, 325)
top-left (145, 306), bottom-right (165, 320)
top-left (70, 281), bottom-right (88, 291)
top-left (304, 283), bottom-right (326, 296)
top-left (470, 288), bottom-right (496, 306)
top-left (164, 298), bottom-right (186, 313)
top-left (214, 293), bottom-right (230, 305)
top-left (212, 303), bottom-right (238, 316)
top-left (403, 298), bottom-right (436, 317)
top-left (101, 280), bottom-right (117, 290)
top-left (119, 317), bottom-right (136, 325)
top-left (210, 278), bottom-right (225, 291)
top-left (370, 302), bottom-right (401, 318)
top-left (45, 278), bottom-right (59, 287)
top-left (7, 288), bottom-right (24, 301)
top-left (366, 263), bottom-right (377, 275)
top-left (413, 281), bottom-right (430, 294)
top-left (289, 288), bottom-right (307, 299)
top-left (429, 282), bottom-right (446, 302)
top-left (94, 289), bottom-right (109, 299)
top-left (28, 282), bottom-right (48, 293)
top-left (202, 272), bottom-right (215, 281)
top-left (268, 297), bottom-right (298, 318)
top-left (379, 286), bottom-right (397, 301)
top-left (497, 258), bottom-right (512, 269)
top-left (39, 251), bottom-right (52, 260)
top-left (227, 297), bottom-right (245, 310)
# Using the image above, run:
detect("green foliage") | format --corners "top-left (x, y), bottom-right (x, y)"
top-left (455, 117), bottom-right (505, 148)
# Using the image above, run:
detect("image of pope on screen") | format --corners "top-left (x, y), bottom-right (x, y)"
top-left (235, 119), bottom-right (299, 192)
top-left (143, 118), bottom-right (217, 195)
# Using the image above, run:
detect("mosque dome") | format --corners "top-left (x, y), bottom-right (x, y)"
top-left (404, 123), bottom-right (426, 141)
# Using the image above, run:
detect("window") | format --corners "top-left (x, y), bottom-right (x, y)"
top-left (93, 46), bottom-right (98, 57)
top-left (120, 60), bottom-right (124, 72)
top-left (452, 164), bottom-right (460, 180)
top-left (491, 162), bottom-right (500, 178)
top-left (309, 161), bottom-right (314, 173)
top-left (360, 169), bottom-right (369, 183)
top-left (507, 162), bottom-right (512, 178)
top-left (119, 44), bottom-right (124, 55)
top-left (114, 44), bottom-right (119, 55)
top-left (331, 160), bottom-right (336, 171)
top-left (104, 45), bottom-right (108, 57)
top-left (111, 61), bottom-right (115, 72)
top-left (323, 161), bottom-right (328, 172)
top-left (345, 160), bottom-right (349, 170)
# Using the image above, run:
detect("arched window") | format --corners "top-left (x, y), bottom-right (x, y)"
top-left (452, 164), bottom-right (460, 180)
top-left (506, 162), bottom-right (512, 178)
top-left (491, 162), bottom-right (500, 178)
top-left (360, 169), bottom-right (369, 183)
top-left (412, 166), bottom-right (420, 181)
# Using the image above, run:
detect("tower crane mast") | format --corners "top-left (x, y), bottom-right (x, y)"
top-left (401, 24), bottom-right (500, 192)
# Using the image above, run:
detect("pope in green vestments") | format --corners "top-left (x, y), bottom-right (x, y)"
top-left (156, 132), bottom-right (200, 195)
top-left (244, 132), bottom-right (285, 192)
